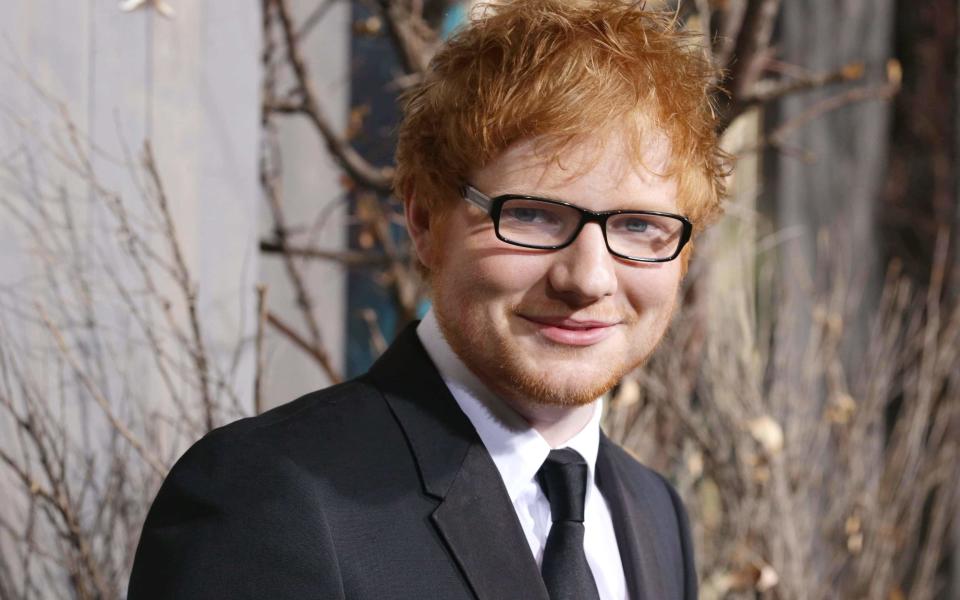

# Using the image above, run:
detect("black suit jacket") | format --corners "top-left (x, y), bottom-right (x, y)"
top-left (128, 324), bottom-right (697, 599)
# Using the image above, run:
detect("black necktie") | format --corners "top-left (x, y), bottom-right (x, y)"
top-left (536, 448), bottom-right (601, 600)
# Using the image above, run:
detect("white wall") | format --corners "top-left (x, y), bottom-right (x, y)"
top-left (0, 0), bottom-right (262, 437)
top-left (0, 1), bottom-right (263, 594)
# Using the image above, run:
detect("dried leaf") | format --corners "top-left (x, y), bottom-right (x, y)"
top-left (841, 61), bottom-right (865, 80)
top-left (726, 563), bottom-right (761, 591)
top-left (756, 564), bottom-right (779, 591)
top-left (119, 0), bottom-right (147, 10)
top-left (358, 230), bottom-right (375, 250)
top-left (845, 514), bottom-right (861, 535)
top-left (847, 532), bottom-right (864, 554)
top-left (752, 463), bottom-right (771, 484)
top-left (346, 105), bottom-right (371, 141)
top-left (612, 377), bottom-right (640, 407)
top-left (887, 59), bottom-right (903, 87)
top-left (747, 416), bottom-right (784, 454)
top-left (826, 392), bottom-right (857, 424)
top-left (685, 448), bottom-right (703, 478)
top-left (353, 16), bottom-right (383, 36)
top-left (119, 0), bottom-right (176, 19)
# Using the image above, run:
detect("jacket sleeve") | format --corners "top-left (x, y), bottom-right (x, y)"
top-left (127, 431), bottom-right (344, 599)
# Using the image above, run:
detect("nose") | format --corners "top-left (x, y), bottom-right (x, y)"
top-left (546, 223), bottom-right (618, 305)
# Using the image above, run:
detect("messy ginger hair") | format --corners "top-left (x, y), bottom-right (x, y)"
top-left (395, 0), bottom-right (727, 231)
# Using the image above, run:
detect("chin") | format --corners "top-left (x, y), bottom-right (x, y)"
top-left (509, 356), bottom-right (627, 406)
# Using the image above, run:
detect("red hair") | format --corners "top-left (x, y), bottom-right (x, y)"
top-left (396, 0), bottom-right (727, 247)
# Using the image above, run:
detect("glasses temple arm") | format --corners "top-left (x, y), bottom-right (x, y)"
top-left (462, 185), bottom-right (493, 212)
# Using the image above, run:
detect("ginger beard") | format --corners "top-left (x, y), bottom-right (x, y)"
top-left (431, 278), bottom-right (680, 408)
top-left (417, 133), bottom-right (685, 410)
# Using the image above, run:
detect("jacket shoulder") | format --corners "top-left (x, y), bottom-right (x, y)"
top-left (161, 376), bottom-right (395, 501)
top-left (205, 377), bottom-right (380, 443)
top-left (128, 378), bottom-right (389, 598)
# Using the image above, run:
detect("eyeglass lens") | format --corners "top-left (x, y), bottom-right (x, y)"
top-left (498, 198), bottom-right (684, 260)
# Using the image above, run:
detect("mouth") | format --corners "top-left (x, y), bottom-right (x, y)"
top-left (518, 314), bottom-right (620, 347)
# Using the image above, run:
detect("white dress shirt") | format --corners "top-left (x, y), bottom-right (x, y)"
top-left (417, 310), bottom-right (628, 600)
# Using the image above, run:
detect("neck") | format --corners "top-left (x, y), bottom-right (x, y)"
top-left (504, 399), bottom-right (597, 448)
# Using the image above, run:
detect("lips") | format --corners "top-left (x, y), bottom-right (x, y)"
top-left (518, 314), bottom-right (620, 346)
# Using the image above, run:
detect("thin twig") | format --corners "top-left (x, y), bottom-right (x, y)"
top-left (295, 0), bottom-right (341, 41)
top-left (266, 311), bottom-right (342, 384)
top-left (716, 0), bottom-right (783, 131)
top-left (357, 193), bottom-right (420, 324)
top-left (744, 61), bottom-right (866, 106)
top-left (259, 129), bottom-right (326, 348)
top-left (767, 78), bottom-right (901, 148)
top-left (711, 0), bottom-right (748, 73)
top-left (360, 308), bottom-right (389, 357)
top-left (141, 142), bottom-right (216, 432)
top-left (37, 306), bottom-right (166, 477)
top-left (259, 239), bottom-right (403, 267)
top-left (728, 0), bottom-right (782, 99)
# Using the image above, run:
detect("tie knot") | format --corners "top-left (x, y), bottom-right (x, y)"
top-left (536, 448), bottom-right (589, 523)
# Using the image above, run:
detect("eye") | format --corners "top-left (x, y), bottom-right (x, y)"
top-left (502, 207), bottom-right (558, 224)
top-left (623, 218), bottom-right (651, 233)
top-left (615, 216), bottom-right (663, 235)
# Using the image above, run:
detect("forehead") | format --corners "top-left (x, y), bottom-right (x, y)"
top-left (470, 129), bottom-right (679, 213)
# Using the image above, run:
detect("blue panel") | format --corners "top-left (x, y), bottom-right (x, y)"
top-left (345, 1), bottom-right (470, 375)
top-left (346, 1), bottom-right (405, 377)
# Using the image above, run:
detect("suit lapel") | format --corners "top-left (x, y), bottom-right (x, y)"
top-left (596, 435), bottom-right (671, 600)
top-left (431, 443), bottom-right (549, 600)
top-left (368, 325), bottom-right (548, 600)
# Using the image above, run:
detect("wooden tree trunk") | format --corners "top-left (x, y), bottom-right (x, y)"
top-left (761, 0), bottom-right (894, 377)
top-left (760, 2), bottom-right (894, 588)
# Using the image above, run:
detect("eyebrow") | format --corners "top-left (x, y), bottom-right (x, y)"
top-left (479, 186), bottom-right (679, 214)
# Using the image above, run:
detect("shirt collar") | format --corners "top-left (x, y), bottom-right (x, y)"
top-left (417, 309), bottom-right (602, 503)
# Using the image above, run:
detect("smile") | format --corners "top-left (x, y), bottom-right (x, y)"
top-left (518, 315), bottom-right (620, 346)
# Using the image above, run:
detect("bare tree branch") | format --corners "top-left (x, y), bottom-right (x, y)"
top-left (269, 0), bottom-right (395, 192)
top-left (259, 126), bottom-right (342, 365)
top-left (36, 307), bottom-right (167, 478)
top-left (716, 0), bottom-right (783, 131)
top-left (259, 239), bottom-right (404, 267)
top-left (767, 73), bottom-right (901, 148)
top-left (266, 311), bottom-right (342, 384)
top-left (295, 0), bottom-right (342, 41)
top-left (744, 61), bottom-right (866, 106)
top-left (728, 0), bottom-right (782, 98)
top-left (374, 0), bottom-right (439, 75)
top-left (141, 143), bottom-right (216, 432)
top-left (711, 0), bottom-right (749, 73)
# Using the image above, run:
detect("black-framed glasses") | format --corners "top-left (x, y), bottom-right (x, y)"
top-left (461, 184), bottom-right (693, 263)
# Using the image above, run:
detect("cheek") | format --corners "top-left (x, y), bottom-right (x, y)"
top-left (470, 254), bottom-right (549, 296)
top-left (441, 222), bottom-right (551, 300)
top-left (620, 263), bottom-right (682, 311)
top-left (434, 252), bottom-right (547, 329)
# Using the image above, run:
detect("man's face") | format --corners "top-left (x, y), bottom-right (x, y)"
top-left (417, 133), bottom-right (684, 408)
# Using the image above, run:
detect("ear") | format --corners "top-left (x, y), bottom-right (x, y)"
top-left (403, 194), bottom-right (437, 270)
top-left (678, 242), bottom-right (693, 279)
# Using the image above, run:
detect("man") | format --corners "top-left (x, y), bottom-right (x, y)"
top-left (128, 1), bottom-right (725, 598)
